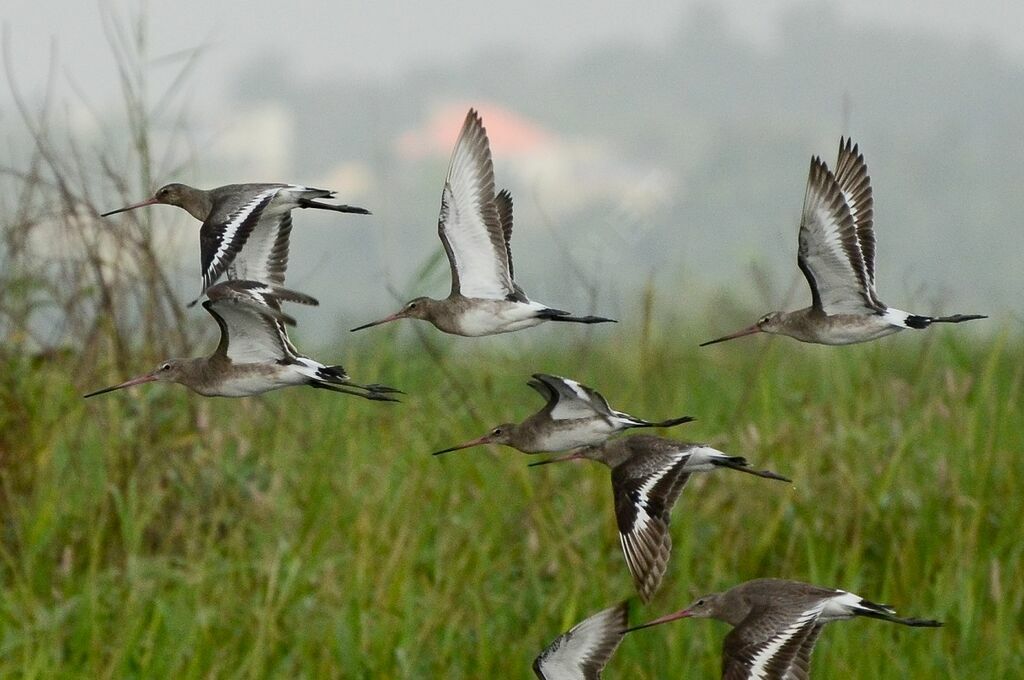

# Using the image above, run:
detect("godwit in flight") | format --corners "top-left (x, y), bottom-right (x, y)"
top-left (351, 109), bottom-right (615, 336)
top-left (432, 374), bottom-right (693, 456)
top-left (702, 138), bottom-right (984, 346)
top-left (102, 183), bottom-right (369, 301)
top-left (628, 578), bottom-right (941, 679)
top-left (530, 436), bottom-right (789, 602)
top-left (84, 280), bottom-right (398, 401)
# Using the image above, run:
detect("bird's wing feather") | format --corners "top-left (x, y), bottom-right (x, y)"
top-left (612, 450), bottom-right (693, 602)
top-left (204, 280), bottom-right (315, 364)
top-left (782, 623), bottom-right (823, 680)
top-left (229, 185), bottom-right (336, 287)
top-left (797, 157), bottom-right (878, 315)
top-left (437, 109), bottom-right (514, 300)
top-left (722, 602), bottom-right (825, 680)
top-left (199, 187), bottom-right (282, 293)
top-left (529, 374), bottom-right (615, 421)
top-left (533, 602), bottom-right (628, 680)
top-left (830, 138), bottom-right (879, 304)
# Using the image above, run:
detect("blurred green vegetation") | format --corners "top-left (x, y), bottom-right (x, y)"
top-left (0, 320), bottom-right (1020, 678)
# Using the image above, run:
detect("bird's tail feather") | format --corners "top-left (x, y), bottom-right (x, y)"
top-left (852, 599), bottom-right (942, 627)
top-left (710, 456), bottom-right (791, 482)
top-left (311, 364), bottom-right (402, 401)
top-left (904, 313), bottom-right (986, 329)
top-left (298, 198), bottom-right (371, 215)
top-left (627, 415), bottom-right (695, 429)
top-left (536, 308), bottom-right (617, 325)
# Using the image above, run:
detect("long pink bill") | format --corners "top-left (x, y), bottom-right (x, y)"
top-left (100, 196), bottom-right (160, 217)
top-left (624, 608), bottom-right (693, 633)
top-left (431, 434), bottom-right (493, 456)
top-left (350, 311), bottom-right (404, 332)
top-left (527, 450), bottom-right (587, 467)
top-left (699, 323), bottom-right (761, 347)
top-left (83, 373), bottom-right (158, 398)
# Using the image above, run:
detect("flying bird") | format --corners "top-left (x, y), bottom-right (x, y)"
top-left (351, 109), bottom-right (615, 336)
top-left (102, 183), bottom-right (370, 301)
top-left (533, 602), bottom-right (629, 680)
top-left (530, 436), bottom-right (789, 602)
top-left (701, 138), bottom-right (984, 347)
top-left (628, 578), bottom-right (942, 679)
top-left (83, 280), bottom-right (399, 401)
top-left (432, 373), bottom-right (693, 456)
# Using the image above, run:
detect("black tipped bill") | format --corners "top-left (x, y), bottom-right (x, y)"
top-left (699, 323), bottom-right (761, 347)
top-left (100, 196), bottom-right (159, 217)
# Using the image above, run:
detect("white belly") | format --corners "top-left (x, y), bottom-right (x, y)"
top-left (197, 365), bottom-right (305, 397)
top-left (526, 419), bottom-right (618, 452)
top-left (815, 318), bottom-right (903, 345)
top-left (452, 300), bottom-right (547, 336)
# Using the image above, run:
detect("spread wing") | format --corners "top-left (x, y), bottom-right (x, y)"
top-left (722, 603), bottom-right (825, 680)
top-left (203, 280), bottom-right (317, 364)
top-left (782, 623), bottom-right (822, 680)
top-left (528, 374), bottom-right (616, 422)
top-left (797, 156), bottom-right (880, 315)
top-left (437, 109), bottom-right (515, 300)
top-left (533, 602), bottom-right (628, 680)
top-left (611, 450), bottom-right (693, 602)
top-left (494, 188), bottom-right (516, 279)
top-left (199, 187), bottom-right (282, 295)
top-left (831, 138), bottom-right (878, 303)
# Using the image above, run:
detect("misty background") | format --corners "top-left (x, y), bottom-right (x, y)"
top-left (3, 0), bottom-right (1022, 344)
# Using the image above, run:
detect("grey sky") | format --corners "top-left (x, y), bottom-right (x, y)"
top-left (5, 0), bottom-right (1024, 106)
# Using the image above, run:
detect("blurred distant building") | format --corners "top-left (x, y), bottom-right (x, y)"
top-left (394, 102), bottom-right (673, 218)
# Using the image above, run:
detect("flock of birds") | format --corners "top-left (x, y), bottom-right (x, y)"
top-left (86, 109), bottom-right (986, 678)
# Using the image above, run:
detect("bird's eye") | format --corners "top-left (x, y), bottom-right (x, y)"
top-left (160, 363), bottom-right (172, 371)
top-left (491, 428), bottom-right (503, 436)
top-left (696, 599), bottom-right (705, 606)
top-left (408, 302), bottom-right (418, 309)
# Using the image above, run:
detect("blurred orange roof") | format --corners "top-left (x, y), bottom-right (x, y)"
top-left (396, 102), bottom-right (555, 159)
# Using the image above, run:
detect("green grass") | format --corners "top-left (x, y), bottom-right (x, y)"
top-left (1, 322), bottom-right (1021, 678)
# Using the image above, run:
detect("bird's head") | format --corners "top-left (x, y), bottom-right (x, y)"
top-left (83, 358), bottom-right (190, 398)
top-left (431, 423), bottom-right (518, 455)
top-left (101, 183), bottom-right (207, 219)
top-left (626, 592), bottom-right (723, 633)
top-left (700, 311), bottom-right (785, 347)
top-left (350, 297), bottom-right (438, 331)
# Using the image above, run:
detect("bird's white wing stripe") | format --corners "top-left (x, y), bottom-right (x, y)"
top-left (549, 382), bottom-right (602, 421)
top-left (206, 187), bottom-right (281, 283)
top-left (562, 378), bottom-right (591, 402)
top-left (627, 452), bottom-right (688, 536)
top-left (747, 605), bottom-right (824, 679)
